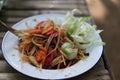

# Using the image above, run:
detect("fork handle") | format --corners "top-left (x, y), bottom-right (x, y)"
top-left (0, 20), bottom-right (16, 33)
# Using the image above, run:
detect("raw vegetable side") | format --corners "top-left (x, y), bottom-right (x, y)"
top-left (17, 9), bottom-right (105, 69)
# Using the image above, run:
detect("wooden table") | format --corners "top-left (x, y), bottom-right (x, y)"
top-left (0, 0), bottom-right (112, 80)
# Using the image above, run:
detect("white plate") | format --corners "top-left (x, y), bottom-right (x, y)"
top-left (1, 14), bottom-right (103, 79)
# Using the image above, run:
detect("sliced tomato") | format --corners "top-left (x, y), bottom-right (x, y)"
top-left (44, 47), bottom-right (55, 66)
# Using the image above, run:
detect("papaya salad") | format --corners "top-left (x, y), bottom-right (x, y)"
top-left (16, 9), bottom-right (105, 69)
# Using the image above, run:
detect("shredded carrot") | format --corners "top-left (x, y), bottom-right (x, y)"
top-left (29, 29), bottom-right (42, 34)
top-left (42, 26), bottom-right (53, 34)
top-left (46, 30), bottom-right (53, 35)
top-left (39, 46), bottom-right (47, 54)
top-left (35, 51), bottom-right (42, 62)
top-left (35, 50), bottom-right (46, 65)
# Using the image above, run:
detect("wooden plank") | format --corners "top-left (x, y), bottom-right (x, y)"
top-left (0, 10), bottom-right (67, 17)
top-left (0, 32), bottom-right (5, 58)
top-left (0, 73), bottom-right (36, 80)
top-left (73, 70), bottom-right (111, 80)
top-left (5, 0), bottom-right (85, 9)
top-left (89, 75), bottom-right (111, 80)
top-left (0, 50), bottom-right (3, 60)
top-left (0, 10), bottom-right (89, 17)
top-left (6, 0), bottom-right (85, 4)
top-left (0, 60), bottom-right (16, 73)
top-left (5, 1), bottom-right (81, 9)
top-left (0, 32), bottom-right (5, 38)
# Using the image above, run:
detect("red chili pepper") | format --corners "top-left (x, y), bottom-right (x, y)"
top-left (44, 47), bottom-right (55, 66)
